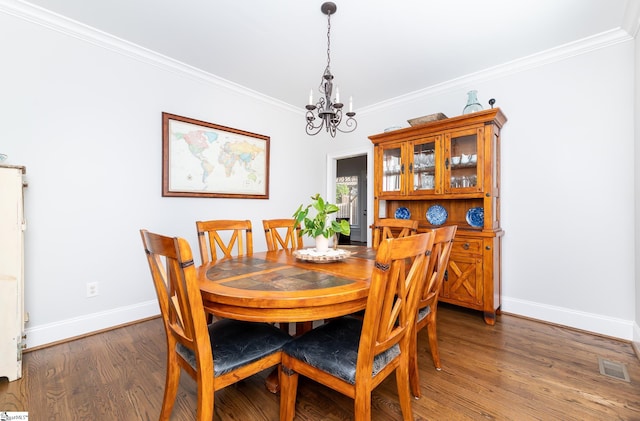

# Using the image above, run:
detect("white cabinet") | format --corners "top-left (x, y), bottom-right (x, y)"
top-left (0, 165), bottom-right (27, 381)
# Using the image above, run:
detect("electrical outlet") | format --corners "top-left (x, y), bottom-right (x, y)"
top-left (86, 282), bottom-right (99, 297)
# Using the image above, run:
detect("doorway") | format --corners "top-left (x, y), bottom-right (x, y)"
top-left (336, 155), bottom-right (367, 244)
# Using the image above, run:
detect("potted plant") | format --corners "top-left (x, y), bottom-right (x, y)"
top-left (292, 193), bottom-right (351, 252)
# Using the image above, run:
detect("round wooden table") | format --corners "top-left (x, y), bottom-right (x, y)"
top-left (198, 247), bottom-right (375, 324)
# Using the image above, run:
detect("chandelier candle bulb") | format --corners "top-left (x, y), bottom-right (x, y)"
top-left (335, 87), bottom-right (340, 103)
top-left (309, 89), bottom-right (313, 105)
top-left (349, 96), bottom-right (353, 113)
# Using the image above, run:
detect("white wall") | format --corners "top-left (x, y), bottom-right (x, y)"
top-left (334, 35), bottom-right (637, 340)
top-left (1, 3), bottom-right (637, 347)
top-left (0, 7), bottom-right (327, 348)
top-left (634, 25), bottom-right (640, 346)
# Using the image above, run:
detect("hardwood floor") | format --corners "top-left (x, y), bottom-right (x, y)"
top-left (1, 304), bottom-right (639, 420)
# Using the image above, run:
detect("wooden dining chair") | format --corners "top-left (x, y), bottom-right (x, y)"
top-left (279, 232), bottom-right (434, 421)
top-left (140, 229), bottom-right (291, 421)
top-left (262, 218), bottom-right (303, 251)
top-left (371, 218), bottom-right (419, 249)
top-left (195, 219), bottom-right (253, 264)
top-left (262, 218), bottom-right (307, 335)
top-left (409, 225), bottom-right (457, 398)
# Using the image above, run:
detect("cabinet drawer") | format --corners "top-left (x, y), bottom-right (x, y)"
top-left (452, 238), bottom-right (483, 256)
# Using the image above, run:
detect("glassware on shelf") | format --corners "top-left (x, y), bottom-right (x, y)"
top-left (463, 90), bottom-right (483, 114)
top-left (413, 149), bottom-right (434, 171)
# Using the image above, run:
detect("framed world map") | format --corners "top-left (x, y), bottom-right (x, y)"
top-left (162, 112), bottom-right (270, 199)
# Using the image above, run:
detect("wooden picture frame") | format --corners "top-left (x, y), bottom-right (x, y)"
top-left (162, 112), bottom-right (270, 199)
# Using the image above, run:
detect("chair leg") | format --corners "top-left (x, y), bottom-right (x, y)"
top-left (206, 312), bottom-right (214, 324)
top-left (295, 321), bottom-right (313, 336)
top-left (353, 388), bottom-right (372, 421)
top-left (159, 353), bottom-right (181, 421)
top-left (280, 362), bottom-right (299, 421)
top-left (195, 369), bottom-right (214, 421)
top-left (395, 358), bottom-right (415, 421)
top-left (427, 319), bottom-right (441, 370)
top-left (409, 328), bottom-right (421, 398)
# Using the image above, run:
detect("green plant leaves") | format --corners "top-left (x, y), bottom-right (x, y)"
top-left (292, 193), bottom-right (350, 238)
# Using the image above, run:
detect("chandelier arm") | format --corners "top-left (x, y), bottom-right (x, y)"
top-left (336, 116), bottom-right (358, 134)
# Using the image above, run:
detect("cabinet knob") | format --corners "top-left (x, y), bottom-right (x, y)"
top-left (462, 243), bottom-right (470, 250)
top-left (401, 163), bottom-right (405, 174)
top-left (486, 246), bottom-right (491, 250)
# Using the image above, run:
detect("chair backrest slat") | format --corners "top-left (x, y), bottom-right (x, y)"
top-left (419, 226), bottom-right (457, 311)
top-left (262, 219), bottom-right (303, 251)
top-left (140, 230), bottom-right (212, 364)
top-left (371, 218), bottom-right (419, 249)
top-left (196, 220), bottom-right (253, 264)
top-left (358, 232), bottom-right (434, 375)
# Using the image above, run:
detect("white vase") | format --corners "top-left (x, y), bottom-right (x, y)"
top-left (314, 235), bottom-right (329, 253)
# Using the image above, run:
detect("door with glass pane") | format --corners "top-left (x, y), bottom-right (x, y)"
top-left (376, 142), bottom-right (405, 196)
top-left (408, 135), bottom-right (440, 195)
top-left (444, 127), bottom-right (483, 193)
top-left (336, 155), bottom-right (367, 243)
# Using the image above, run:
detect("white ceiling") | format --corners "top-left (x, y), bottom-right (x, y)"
top-left (21, 0), bottom-right (638, 110)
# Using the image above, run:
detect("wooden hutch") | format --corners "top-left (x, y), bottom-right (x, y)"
top-left (369, 108), bottom-right (507, 324)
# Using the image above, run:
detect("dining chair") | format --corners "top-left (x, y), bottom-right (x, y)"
top-left (195, 219), bottom-right (253, 264)
top-left (371, 218), bottom-right (419, 249)
top-left (262, 218), bottom-right (303, 251)
top-left (409, 225), bottom-right (457, 398)
top-left (262, 218), bottom-right (308, 335)
top-left (279, 232), bottom-right (434, 421)
top-left (140, 229), bottom-right (291, 421)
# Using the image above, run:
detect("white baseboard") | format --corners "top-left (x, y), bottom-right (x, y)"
top-left (633, 324), bottom-right (640, 359)
top-left (24, 300), bottom-right (160, 349)
top-left (23, 297), bottom-right (639, 348)
top-left (502, 296), bottom-right (634, 341)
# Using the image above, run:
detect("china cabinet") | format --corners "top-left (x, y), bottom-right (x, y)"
top-left (369, 108), bottom-right (507, 324)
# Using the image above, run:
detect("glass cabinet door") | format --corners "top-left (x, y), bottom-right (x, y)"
top-left (379, 144), bottom-right (403, 195)
top-left (445, 128), bottom-right (483, 193)
top-left (409, 136), bottom-right (438, 194)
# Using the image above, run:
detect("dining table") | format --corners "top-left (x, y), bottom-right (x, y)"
top-left (197, 245), bottom-right (376, 393)
top-left (198, 245), bottom-right (376, 324)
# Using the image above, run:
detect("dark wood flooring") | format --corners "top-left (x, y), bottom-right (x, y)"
top-left (1, 304), bottom-right (639, 420)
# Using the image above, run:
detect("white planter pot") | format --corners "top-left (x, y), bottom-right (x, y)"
top-left (314, 235), bottom-right (329, 253)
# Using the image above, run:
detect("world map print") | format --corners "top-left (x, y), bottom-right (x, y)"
top-left (167, 119), bottom-right (267, 196)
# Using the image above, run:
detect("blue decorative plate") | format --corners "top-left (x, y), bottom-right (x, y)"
top-left (426, 205), bottom-right (447, 226)
top-left (466, 207), bottom-right (484, 227)
top-left (395, 207), bottom-right (411, 219)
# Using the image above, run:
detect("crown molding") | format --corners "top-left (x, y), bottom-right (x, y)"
top-left (361, 28), bottom-right (633, 114)
top-left (1, 0), bottom-right (634, 117)
top-left (0, 0), bottom-right (300, 114)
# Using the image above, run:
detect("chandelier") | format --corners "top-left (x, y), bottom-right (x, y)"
top-left (305, 2), bottom-right (357, 137)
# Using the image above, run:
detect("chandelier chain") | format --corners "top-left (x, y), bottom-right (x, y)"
top-left (326, 11), bottom-right (331, 70)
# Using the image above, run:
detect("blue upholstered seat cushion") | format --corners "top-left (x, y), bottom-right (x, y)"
top-left (417, 305), bottom-right (431, 322)
top-left (283, 316), bottom-right (400, 385)
top-left (177, 318), bottom-right (292, 377)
